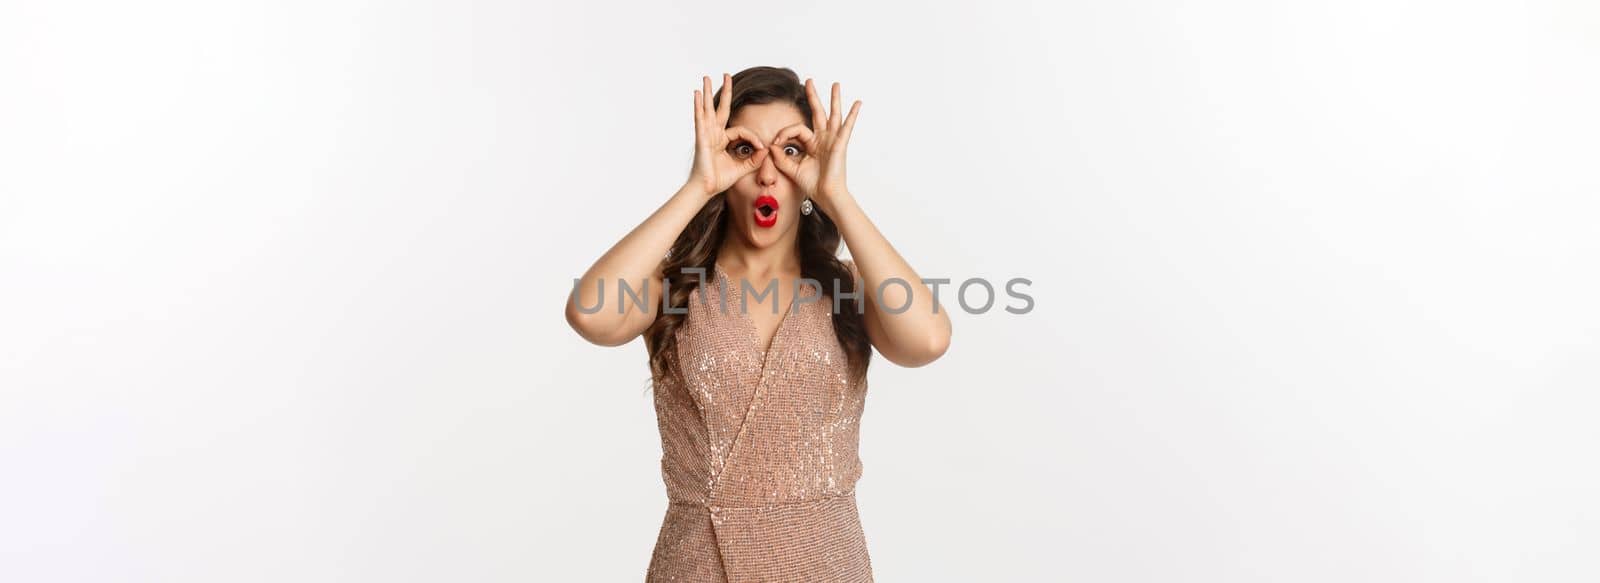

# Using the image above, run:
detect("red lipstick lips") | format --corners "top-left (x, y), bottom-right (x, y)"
top-left (753, 195), bottom-right (779, 228)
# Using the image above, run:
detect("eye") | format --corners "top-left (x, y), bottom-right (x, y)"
top-left (783, 144), bottom-right (804, 157)
top-left (729, 141), bottom-right (756, 158)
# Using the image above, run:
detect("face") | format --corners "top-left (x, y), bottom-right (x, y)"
top-left (724, 102), bottom-right (810, 250)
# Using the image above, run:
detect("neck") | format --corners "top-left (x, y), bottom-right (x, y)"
top-left (715, 237), bottom-right (801, 282)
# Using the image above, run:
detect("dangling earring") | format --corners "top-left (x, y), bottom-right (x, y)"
top-left (801, 198), bottom-right (814, 216)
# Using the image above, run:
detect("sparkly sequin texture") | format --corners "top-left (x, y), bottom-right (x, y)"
top-left (646, 261), bottom-right (873, 582)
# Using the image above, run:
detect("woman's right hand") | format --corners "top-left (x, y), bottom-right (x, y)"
top-left (686, 73), bottom-right (769, 197)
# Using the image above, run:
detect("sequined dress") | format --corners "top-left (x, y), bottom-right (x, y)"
top-left (645, 261), bottom-right (874, 582)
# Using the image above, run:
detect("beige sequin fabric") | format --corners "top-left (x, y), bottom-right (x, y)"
top-left (646, 261), bottom-right (873, 582)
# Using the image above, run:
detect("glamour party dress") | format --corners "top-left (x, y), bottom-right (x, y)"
top-left (645, 261), bottom-right (874, 582)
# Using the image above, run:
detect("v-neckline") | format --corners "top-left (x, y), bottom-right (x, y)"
top-left (704, 263), bottom-right (813, 502)
top-left (715, 262), bottom-right (804, 357)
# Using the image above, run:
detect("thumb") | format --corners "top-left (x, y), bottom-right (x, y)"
top-left (770, 150), bottom-right (798, 177)
top-left (745, 146), bottom-right (770, 171)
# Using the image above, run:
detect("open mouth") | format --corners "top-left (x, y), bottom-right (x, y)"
top-left (753, 195), bottom-right (779, 228)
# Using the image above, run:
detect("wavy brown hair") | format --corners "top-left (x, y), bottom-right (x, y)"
top-left (644, 66), bottom-right (871, 386)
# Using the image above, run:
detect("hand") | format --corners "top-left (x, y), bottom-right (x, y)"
top-left (769, 78), bottom-right (862, 209)
top-left (686, 73), bottom-right (770, 197)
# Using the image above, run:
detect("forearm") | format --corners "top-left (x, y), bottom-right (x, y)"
top-left (821, 191), bottom-right (953, 362)
top-left (566, 182), bottom-right (708, 343)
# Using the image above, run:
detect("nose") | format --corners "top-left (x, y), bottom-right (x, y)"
top-left (756, 150), bottom-right (779, 186)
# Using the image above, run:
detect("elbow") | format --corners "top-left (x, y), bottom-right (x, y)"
top-left (886, 328), bottom-right (951, 368)
top-left (911, 330), bottom-right (951, 367)
top-left (917, 318), bottom-right (953, 366)
top-left (926, 329), bottom-right (951, 363)
top-left (566, 299), bottom-right (630, 347)
top-left (565, 300), bottom-right (599, 342)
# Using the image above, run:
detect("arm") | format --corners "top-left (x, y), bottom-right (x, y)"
top-left (564, 183), bottom-right (710, 347)
top-left (565, 73), bottom-right (770, 347)
top-left (768, 78), bottom-right (951, 367)
top-left (830, 194), bottom-right (953, 367)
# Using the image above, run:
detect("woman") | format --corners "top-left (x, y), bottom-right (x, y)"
top-left (566, 66), bottom-right (952, 582)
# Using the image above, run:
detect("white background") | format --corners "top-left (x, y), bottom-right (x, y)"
top-left (3, 1), bottom-right (1597, 581)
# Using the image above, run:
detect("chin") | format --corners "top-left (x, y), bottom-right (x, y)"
top-left (738, 216), bottom-right (793, 248)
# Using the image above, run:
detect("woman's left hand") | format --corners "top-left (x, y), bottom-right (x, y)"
top-left (769, 78), bottom-right (862, 212)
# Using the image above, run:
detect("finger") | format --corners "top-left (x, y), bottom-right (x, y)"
top-left (804, 78), bottom-right (827, 131)
top-left (830, 82), bottom-right (842, 130)
top-left (726, 126), bottom-right (767, 152)
top-left (770, 147), bottom-right (798, 176)
top-left (707, 76), bottom-right (720, 119)
top-left (769, 148), bottom-right (793, 173)
top-left (837, 100), bottom-right (862, 145)
top-left (693, 89), bottom-right (703, 134)
top-left (773, 125), bottom-right (813, 176)
top-left (716, 73), bottom-right (733, 127)
top-left (746, 145), bottom-right (769, 170)
top-left (771, 135), bottom-right (812, 176)
top-left (772, 123), bottom-right (816, 150)
top-left (767, 132), bottom-right (800, 174)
